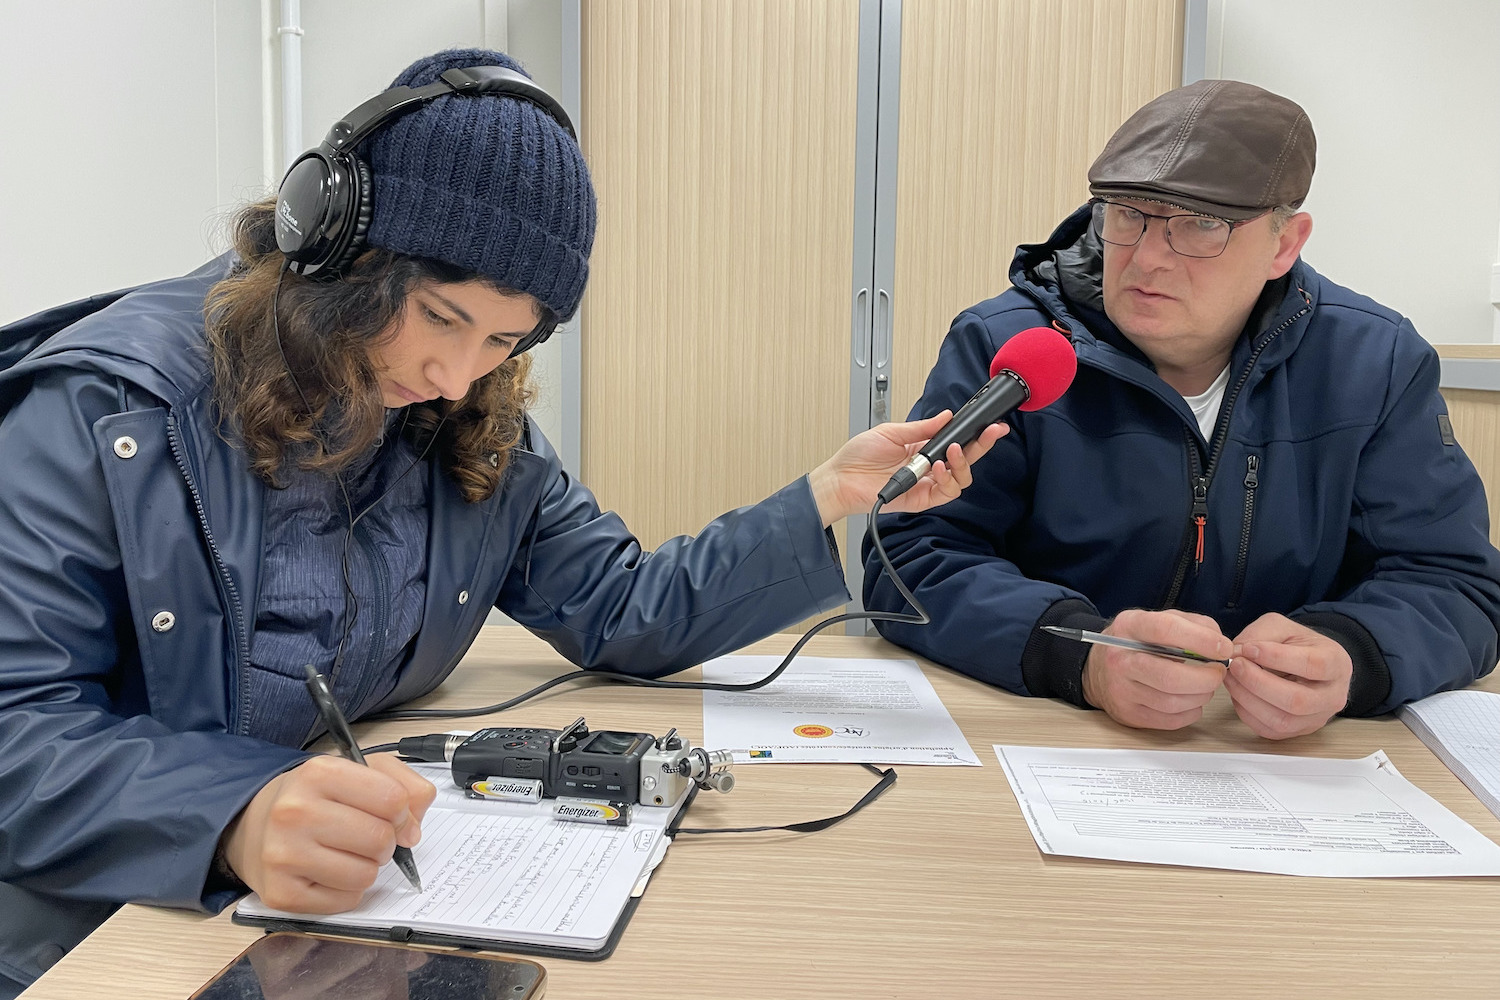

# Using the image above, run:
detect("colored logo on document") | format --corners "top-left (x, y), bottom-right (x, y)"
top-left (748, 749), bottom-right (774, 759)
top-left (793, 724), bottom-right (834, 739)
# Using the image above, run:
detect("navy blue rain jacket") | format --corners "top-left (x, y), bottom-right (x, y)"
top-left (864, 206), bottom-right (1500, 714)
top-left (0, 258), bottom-right (849, 986)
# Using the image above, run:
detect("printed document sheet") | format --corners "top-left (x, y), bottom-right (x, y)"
top-left (702, 655), bottom-right (979, 765)
top-left (994, 745), bottom-right (1500, 877)
top-left (236, 764), bottom-right (680, 949)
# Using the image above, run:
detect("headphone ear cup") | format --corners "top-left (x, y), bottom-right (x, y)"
top-left (322, 156), bottom-right (375, 277)
top-left (275, 151), bottom-right (333, 265)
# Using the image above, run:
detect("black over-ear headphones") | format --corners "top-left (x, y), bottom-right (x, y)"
top-left (275, 65), bottom-right (577, 284)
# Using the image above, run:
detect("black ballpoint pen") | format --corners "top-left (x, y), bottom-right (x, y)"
top-left (302, 664), bottom-right (424, 892)
top-left (1041, 625), bottom-right (1232, 667)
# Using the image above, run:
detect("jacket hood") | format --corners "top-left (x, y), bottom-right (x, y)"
top-left (0, 255), bottom-right (236, 413)
top-left (1006, 204), bottom-right (1318, 377)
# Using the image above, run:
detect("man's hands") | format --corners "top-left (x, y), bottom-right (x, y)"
top-left (221, 753), bottom-right (437, 913)
top-left (1224, 613), bottom-right (1353, 740)
top-left (1080, 609), bottom-right (1231, 730)
top-left (1080, 610), bottom-right (1351, 739)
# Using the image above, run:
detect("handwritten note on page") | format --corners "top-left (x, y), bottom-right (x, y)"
top-left (237, 764), bottom-right (680, 950)
top-left (994, 745), bottom-right (1500, 877)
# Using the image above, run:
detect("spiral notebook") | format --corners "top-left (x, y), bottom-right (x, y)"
top-left (234, 764), bottom-right (691, 960)
top-left (1399, 689), bottom-right (1500, 822)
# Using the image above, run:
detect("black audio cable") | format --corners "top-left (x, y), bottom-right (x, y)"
top-left (371, 497), bottom-right (923, 720)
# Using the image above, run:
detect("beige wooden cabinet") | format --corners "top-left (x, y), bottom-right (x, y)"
top-left (578, 0), bottom-right (1183, 607)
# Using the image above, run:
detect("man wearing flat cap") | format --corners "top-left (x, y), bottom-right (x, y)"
top-left (864, 80), bottom-right (1500, 738)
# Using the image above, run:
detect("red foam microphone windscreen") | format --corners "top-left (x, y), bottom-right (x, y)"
top-left (988, 326), bottom-right (1078, 411)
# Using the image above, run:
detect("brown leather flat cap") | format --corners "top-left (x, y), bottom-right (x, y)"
top-left (1088, 79), bottom-right (1315, 221)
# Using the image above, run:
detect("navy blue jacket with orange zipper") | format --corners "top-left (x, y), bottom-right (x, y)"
top-left (0, 256), bottom-right (850, 989)
top-left (864, 205), bottom-right (1500, 714)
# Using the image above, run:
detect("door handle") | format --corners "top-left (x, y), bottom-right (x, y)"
top-left (853, 287), bottom-right (871, 368)
top-left (874, 289), bottom-right (892, 370)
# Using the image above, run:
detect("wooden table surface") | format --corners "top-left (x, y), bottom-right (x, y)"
top-left (23, 627), bottom-right (1500, 1000)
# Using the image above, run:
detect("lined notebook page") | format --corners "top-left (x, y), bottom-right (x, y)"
top-left (237, 764), bottom-right (680, 951)
top-left (1400, 689), bottom-right (1500, 821)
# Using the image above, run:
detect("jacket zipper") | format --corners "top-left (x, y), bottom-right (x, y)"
top-left (1227, 454), bottom-right (1260, 608)
top-left (166, 417), bottom-right (253, 735)
top-left (1160, 294), bottom-right (1311, 609)
top-left (1161, 431), bottom-right (1206, 608)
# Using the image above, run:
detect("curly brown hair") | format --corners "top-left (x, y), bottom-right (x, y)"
top-left (204, 198), bottom-right (540, 503)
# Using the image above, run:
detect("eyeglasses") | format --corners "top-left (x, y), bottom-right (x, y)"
top-left (1090, 198), bottom-right (1263, 259)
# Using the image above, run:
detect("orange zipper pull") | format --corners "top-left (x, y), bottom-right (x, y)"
top-left (1191, 477), bottom-right (1209, 571)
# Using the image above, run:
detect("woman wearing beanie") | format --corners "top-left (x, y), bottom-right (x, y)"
top-left (0, 48), bottom-right (1001, 992)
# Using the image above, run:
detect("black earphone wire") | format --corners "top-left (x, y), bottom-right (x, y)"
top-left (272, 261), bottom-right (448, 689)
top-left (372, 496), bottom-right (925, 721)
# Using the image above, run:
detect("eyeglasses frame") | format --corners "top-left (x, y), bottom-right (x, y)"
top-left (1089, 197), bottom-right (1270, 259)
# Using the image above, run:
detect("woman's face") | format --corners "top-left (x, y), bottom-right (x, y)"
top-left (369, 280), bottom-right (543, 408)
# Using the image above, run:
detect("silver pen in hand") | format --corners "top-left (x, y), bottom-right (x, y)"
top-left (1041, 626), bottom-right (1231, 667)
top-left (302, 664), bottom-right (424, 891)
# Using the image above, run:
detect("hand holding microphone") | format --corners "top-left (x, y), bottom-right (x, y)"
top-left (877, 326), bottom-right (1078, 504)
top-left (807, 326), bottom-right (1077, 524)
top-left (808, 410), bottom-right (1007, 525)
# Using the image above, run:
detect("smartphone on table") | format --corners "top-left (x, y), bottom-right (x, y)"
top-left (188, 932), bottom-right (545, 1000)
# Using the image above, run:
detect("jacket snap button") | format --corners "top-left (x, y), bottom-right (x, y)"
top-left (458, 590), bottom-right (470, 605)
top-left (113, 436), bottom-right (138, 458)
top-left (34, 942), bottom-right (66, 971)
top-left (151, 611), bottom-right (176, 632)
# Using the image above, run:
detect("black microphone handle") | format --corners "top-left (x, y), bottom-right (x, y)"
top-left (876, 369), bottom-right (1028, 504)
top-left (917, 370), bottom-right (1028, 464)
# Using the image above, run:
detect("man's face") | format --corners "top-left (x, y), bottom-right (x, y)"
top-left (1100, 198), bottom-right (1308, 374)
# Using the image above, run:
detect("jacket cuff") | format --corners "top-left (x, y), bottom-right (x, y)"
top-left (784, 477), bottom-right (851, 605)
top-left (1021, 598), bottom-right (1108, 708)
top-left (204, 843), bottom-right (248, 896)
top-left (196, 753), bottom-right (312, 913)
top-left (1291, 610), bottom-right (1391, 716)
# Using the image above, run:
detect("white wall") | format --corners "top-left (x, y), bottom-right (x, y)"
top-left (1204, 0), bottom-right (1500, 343)
top-left (6, 1), bottom-right (1497, 352)
top-left (0, 0), bottom-right (572, 451)
top-left (0, 0), bottom-right (263, 320)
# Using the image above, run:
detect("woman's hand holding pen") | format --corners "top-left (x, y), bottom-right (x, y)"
top-left (1080, 609), bottom-right (1233, 731)
top-left (221, 754), bottom-right (437, 913)
top-left (808, 410), bottom-right (1008, 527)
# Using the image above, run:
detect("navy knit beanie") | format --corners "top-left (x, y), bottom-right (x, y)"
top-left (365, 48), bottom-right (596, 320)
